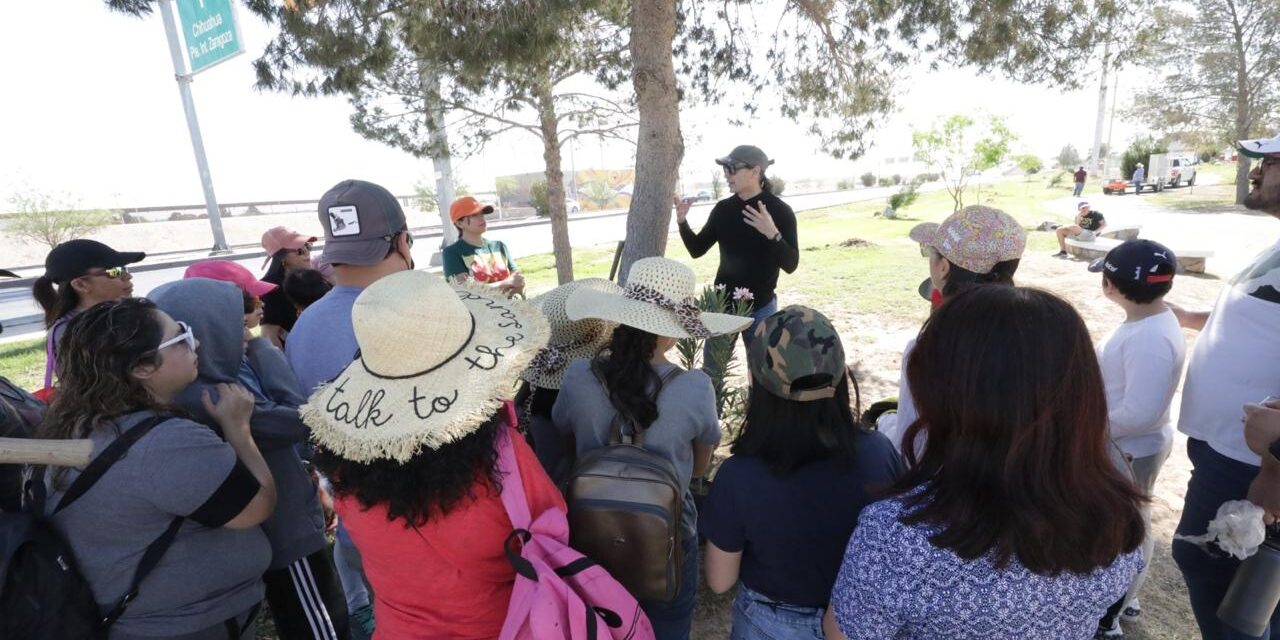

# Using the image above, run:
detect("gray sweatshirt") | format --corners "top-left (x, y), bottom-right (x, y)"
top-left (151, 278), bottom-right (326, 569)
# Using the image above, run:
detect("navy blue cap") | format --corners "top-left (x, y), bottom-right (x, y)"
top-left (1088, 239), bottom-right (1176, 284)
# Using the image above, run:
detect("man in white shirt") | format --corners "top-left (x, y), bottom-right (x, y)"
top-left (1088, 239), bottom-right (1186, 637)
top-left (1169, 134), bottom-right (1280, 639)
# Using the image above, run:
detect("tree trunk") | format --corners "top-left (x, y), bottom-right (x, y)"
top-left (420, 63), bottom-right (458, 251)
top-left (534, 76), bottom-right (574, 284)
top-left (1231, 7), bottom-right (1251, 205)
top-left (619, 0), bottom-right (683, 284)
top-left (1088, 40), bottom-right (1111, 171)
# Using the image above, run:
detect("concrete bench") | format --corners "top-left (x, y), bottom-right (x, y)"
top-left (1099, 224), bottom-right (1141, 241)
top-left (1065, 236), bottom-right (1213, 273)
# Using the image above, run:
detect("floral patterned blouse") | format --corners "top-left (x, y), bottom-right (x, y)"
top-left (831, 497), bottom-right (1143, 640)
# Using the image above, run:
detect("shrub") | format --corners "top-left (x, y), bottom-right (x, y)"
top-left (891, 174), bottom-right (903, 185)
top-left (4, 188), bottom-right (112, 249)
top-left (1122, 136), bottom-right (1169, 178)
top-left (860, 172), bottom-right (876, 187)
top-left (768, 175), bottom-right (786, 195)
top-left (877, 177), bottom-right (894, 187)
top-left (836, 179), bottom-right (853, 190)
top-left (530, 180), bottom-right (551, 217)
top-left (888, 183), bottom-right (920, 212)
top-left (1014, 154), bottom-right (1044, 175)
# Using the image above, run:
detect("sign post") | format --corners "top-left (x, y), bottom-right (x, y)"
top-left (159, 0), bottom-right (243, 255)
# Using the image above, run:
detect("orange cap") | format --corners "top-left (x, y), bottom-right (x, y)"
top-left (449, 196), bottom-right (495, 223)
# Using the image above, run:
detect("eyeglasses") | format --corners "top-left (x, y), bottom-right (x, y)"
top-left (722, 163), bottom-right (751, 175)
top-left (88, 266), bottom-right (129, 279)
top-left (294, 243), bottom-right (313, 255)
top-left (157, 321), bottom-right (196, 352)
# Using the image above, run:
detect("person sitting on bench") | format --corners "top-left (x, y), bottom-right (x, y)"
top-left (1054, 200), bottom-right (1107, 258)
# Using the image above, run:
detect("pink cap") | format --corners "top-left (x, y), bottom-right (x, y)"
top-left (261, 226), bottom-right (317, 267)
top-left (184, 260), bottom-right (278, 297)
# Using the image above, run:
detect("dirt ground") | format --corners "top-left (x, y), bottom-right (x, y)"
top-left (692, 250), bottom-right (1225, 640)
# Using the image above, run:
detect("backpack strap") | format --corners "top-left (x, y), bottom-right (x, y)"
top-left (53, 415), bottom-right (170, 514)
top-left (494, 407), bottom-right (531, 529)
top-left (591, 365), bottom-right (685, 446)
top-left (99, 515), bottom-right (184, 629)
top-left (44, 415), bottom-right (183, 630)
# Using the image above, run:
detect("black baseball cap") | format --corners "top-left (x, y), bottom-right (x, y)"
top-left (43, 239), bottom-right (145, 282)
top-left (1088, 239), bottom-right (1177, 284)
top-left (318, 179), bottom-right (408, 267)
top-left (715, 145), bottom-right (774, 170)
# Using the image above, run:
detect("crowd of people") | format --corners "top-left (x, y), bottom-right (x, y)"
top-left (0, 135), bottom-right (1278, 640)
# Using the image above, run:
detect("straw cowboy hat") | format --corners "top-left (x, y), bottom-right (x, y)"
top-left (522, 278), bottom-right (622, 390)
top-left (566, 257), bottom-right (751, 339)
top-left (300, 270), bottom-right (548, 462)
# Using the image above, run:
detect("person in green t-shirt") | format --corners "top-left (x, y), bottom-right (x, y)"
top-left (443, 196), bottom-right (525, 297)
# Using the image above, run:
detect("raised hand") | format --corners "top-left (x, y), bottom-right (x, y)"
top-left (743, 202), bottom-right (780, 239)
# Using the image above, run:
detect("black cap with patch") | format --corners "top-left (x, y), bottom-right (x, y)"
top-left (1088, 239), bottom-right (1177, 285)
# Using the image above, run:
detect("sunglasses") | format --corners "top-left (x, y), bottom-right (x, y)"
top-left (722, 163), bottom-right (751, 175)
top-left (157, 321), bottom-right (196, 352)
top-left (87, 266), bottom-right (129, 279)
top-left (294, 243), bottom-right (314, 255)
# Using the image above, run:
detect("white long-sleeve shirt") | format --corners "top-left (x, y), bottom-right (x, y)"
top-left (1097, 309), bottom-right (1187, 459)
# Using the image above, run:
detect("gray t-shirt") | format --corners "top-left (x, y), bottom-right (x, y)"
top-left (47, 412), bottom-right (271, 638)
top-left (551, 359), bottom-right (721, 539)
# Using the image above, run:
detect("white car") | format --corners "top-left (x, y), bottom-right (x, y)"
top-left (564, 198), bottom-right (581, 214)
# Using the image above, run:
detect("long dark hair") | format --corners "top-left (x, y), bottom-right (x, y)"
top-left (314, 413), bottom-right (503, 528)
top-left (38, 298), bottom-right (178, 442)
top-left (592, 325), bottom-right (663, 429)
top-left (33, 276), bottom-right (81, 328)
top-left (940, 258), bottom-right (1020, 298)
top-left (263, 250), bottom-right (288, 284)
top-left (894, 286), bottom-right (1145, 575)
top-left (732, 372), bottom-right (863, 475)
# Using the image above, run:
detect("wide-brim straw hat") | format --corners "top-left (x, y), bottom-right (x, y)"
top-left (522, 278), bottom-right (621, 390)
top-left (300, 270), bottom-right (548, 462)
top-left (566, 257), bottom-right (751, 339)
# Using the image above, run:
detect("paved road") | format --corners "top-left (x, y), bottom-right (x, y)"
top-left (0, 187), bottom-right (904, 340)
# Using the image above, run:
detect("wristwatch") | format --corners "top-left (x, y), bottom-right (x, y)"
top-left (771, 232), bottom-right (782, 242)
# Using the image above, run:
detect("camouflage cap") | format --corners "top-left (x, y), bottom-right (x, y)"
top-left (749, 305), bottom-right (846, 402)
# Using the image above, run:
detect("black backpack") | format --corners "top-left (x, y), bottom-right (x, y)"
top-left (0, 416), bottom-right (183, 639)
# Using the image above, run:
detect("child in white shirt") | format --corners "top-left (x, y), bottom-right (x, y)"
top-left (1089, 239), bottom-right (1187, 637)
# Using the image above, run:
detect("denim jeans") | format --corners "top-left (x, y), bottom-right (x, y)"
top-left (730, 584), bottom-right (825, 640)
top-left (1172, 438), bottom-right (1279, 639)
top-left (639, 537), bottom-right (699, 640)
top-left (703, 298), bottom-right (778, 377)
top-left (1073, 181), bottom-right (1085, 197)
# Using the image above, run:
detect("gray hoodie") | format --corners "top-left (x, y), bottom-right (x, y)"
top-left (151, 278), bottom-right (326, 569)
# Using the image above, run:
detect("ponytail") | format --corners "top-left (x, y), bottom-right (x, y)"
top-left (760, 174), bottom-right (774, 194)
top-left (33, 276), bottom-right (79, 328)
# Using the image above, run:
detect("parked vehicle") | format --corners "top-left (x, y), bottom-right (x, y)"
top-left (565, 198), bottom-right (581, 214)
top-left (1167, 156), bottom-right (1198, 187)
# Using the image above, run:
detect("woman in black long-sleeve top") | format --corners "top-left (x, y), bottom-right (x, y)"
top-left (675, 145), bottom-right (799, 347)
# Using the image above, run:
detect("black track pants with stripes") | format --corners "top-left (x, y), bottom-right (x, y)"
top-left (264, 549), bottom-right (351, 640)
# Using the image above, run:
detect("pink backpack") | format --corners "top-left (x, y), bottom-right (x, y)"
top-left (495, 404), bottom-right (655, 640)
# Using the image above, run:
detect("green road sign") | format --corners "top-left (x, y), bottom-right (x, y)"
top-left (175, 0), bottom-right (242, 74)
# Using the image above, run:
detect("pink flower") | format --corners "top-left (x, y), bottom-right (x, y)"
top-left (732, 287), bottom-right (754, 302)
